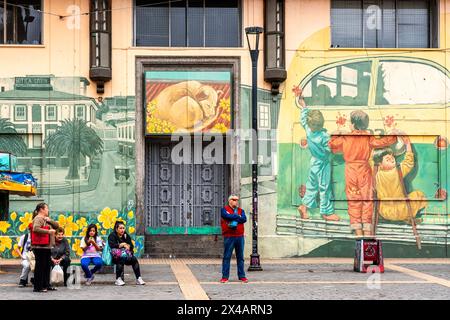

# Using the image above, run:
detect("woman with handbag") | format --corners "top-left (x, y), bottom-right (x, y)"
top-left (31, 203), bottom-right (59, 293)
top-left (108, 221), bottom-right (145, 286)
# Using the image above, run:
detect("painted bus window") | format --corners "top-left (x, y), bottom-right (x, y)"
top-left (302, 61), bottom-right (371, 107)
top-left (376, 61), bottom-right (450, 105)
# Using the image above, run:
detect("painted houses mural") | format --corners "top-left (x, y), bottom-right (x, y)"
top-left (0, 75), bottom-right (143, 258)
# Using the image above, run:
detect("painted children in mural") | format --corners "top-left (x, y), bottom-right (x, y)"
top-left (80, 224), bottom-right (104, 285)
top-left (297, 94), bottom-right (339, 221)
top-left (329, 111), bottom-right (397, 236)
top-left (372, 136), bottom-right (427, 222)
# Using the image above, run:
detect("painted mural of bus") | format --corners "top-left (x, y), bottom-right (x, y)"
top-left (277, 55), bottom-right (450, 246)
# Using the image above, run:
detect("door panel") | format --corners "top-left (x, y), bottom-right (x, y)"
top-left (145, 139), bottom-right (229, 233)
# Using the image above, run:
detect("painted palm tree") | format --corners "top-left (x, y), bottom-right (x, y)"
top-left (0, 118), bottom-right (27, 156)
top-left (44, 119), bottom-right (103, 179)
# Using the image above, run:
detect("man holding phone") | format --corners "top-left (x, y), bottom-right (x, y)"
top-left (220, 195), bottom-right (248, 283)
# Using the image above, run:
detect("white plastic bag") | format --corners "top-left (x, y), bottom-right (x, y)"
top-left (50, 264), bottom-right (64, 285)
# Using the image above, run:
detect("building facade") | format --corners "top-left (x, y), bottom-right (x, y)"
top-left (0, 0), bottom-right (449, 259)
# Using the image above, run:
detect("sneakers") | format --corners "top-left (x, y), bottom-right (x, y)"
top-left (220, 278), bottom-right (228, 283)
top-left (85, 275), bottom-right (95, 286)
top-left (239, 277), bottom-right (249, 283)
top-left (115, 278), bottom-right (125, 286)
top-left (136, 277), bottom-right (146, 285)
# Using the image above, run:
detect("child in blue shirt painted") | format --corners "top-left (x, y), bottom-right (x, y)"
top-left (297, 93), bottom-right (339, 221)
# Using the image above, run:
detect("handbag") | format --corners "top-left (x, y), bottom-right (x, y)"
top-left (102, 240), bottom-right (112, 266)
top-left (31, 223), bottom-right (50, 246)
top-left (111, 248), bottom-right (132, 262)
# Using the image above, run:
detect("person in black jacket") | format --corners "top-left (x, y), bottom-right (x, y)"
top-left (108, 221), bottom-right (145, 286)
top-left (51, 227), bottom-right (71, 286)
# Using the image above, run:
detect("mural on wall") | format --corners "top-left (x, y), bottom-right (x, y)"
top-left (0, 209), bottom-right (144, 258)
top-left (0, 75), bottom-right (142, 258)
top-left (0, 75), bottom-right (135, 213)
top-left (277, 29), bottom-right (449, 250)
top-left (145, 71), bottom-right (232, 134)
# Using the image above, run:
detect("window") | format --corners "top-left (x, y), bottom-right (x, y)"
top-left (46, 128), bottom-right (56, 138)
top-left (134, 0), bottom-right (241, 47)
top-left (14, 104), bottom-right (27, 121)
top-left (0, 1), bottom-right (42, 45)
top-left (45, 105), bottom-right (57, 121)
top-left (303, 61), bottom-right (372, 106)
top-left (15, 128), bottom-right (28, 146)
top-left (376, 61), bottom-right (450, 105)
top-left (258, 103), bottom-right (271, 129)
top-left (331, 0), bottom-right (438, 48)
top-left (75, 105), bottom-right (85, 120)
top-left (32, 133), bottom-right (41, 148)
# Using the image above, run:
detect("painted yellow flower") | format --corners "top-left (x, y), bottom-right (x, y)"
top-left (19, 212), bottom-right (33, 232)
top-left (0, 237), bottom-right (12, 252)
top-left (0, 221), bottom-right (11, 233)
top-left (128, 227), bottom-right (135, 234)
top-left (57, 215), bottom-right (79, 236)
top-left (12, 243), bottom-right (21, 258)
top-left (101, 230), bottom-right (107, 235)
top-left (128, 211), bottom-right (134, 219)
top-left (96, 223), bottom-right (102, 231)
top-left (76, 217), bottom-right (88, 230)
top-left (10, 212), bottom-right (17, 221)
top-left (71, 239), bottom-right (84, 257)
top-left (98, 207), bottom-right (119, 230)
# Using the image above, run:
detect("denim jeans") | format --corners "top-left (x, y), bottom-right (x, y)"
top-left (81, 257), bottom-right (103, 279)
top-left (222, 236), bottom-right (245, 279)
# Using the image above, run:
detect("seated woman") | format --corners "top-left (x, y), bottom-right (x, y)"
top-left (51, 227), bottom-right (71, 286)
top-left (80, 224), bottom-right (104, 285)
top-left (108, 221), bottom-right (145, 286)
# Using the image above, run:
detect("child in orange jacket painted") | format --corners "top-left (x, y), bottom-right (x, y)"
top-left (329, 110), bottom-right (397, 236)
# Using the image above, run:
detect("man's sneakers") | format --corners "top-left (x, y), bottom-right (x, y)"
top-left (239, 277), bottom-right (249, 283)
top-left (136, 277), bottom-right (146, 285)
top-left (220, 278), bottom-right (248, 283)
top-left (115, 278), bottom-right (125, 286)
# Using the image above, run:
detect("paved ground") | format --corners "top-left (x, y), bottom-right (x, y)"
top-left (0, 258), bottom-right (449, 300)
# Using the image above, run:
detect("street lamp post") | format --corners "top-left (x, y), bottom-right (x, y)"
top-left (245, 26), bottom-right (263, 272)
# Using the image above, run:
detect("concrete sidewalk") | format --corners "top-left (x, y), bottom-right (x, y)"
top-left (1, 258), bottom-right (449, 300)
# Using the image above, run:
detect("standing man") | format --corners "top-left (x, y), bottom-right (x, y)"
top-left (220, 195), bottom-right (248, 283)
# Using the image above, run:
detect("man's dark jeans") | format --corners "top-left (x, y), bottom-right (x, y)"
top-left (222, 236), bottom-right (245, 279)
